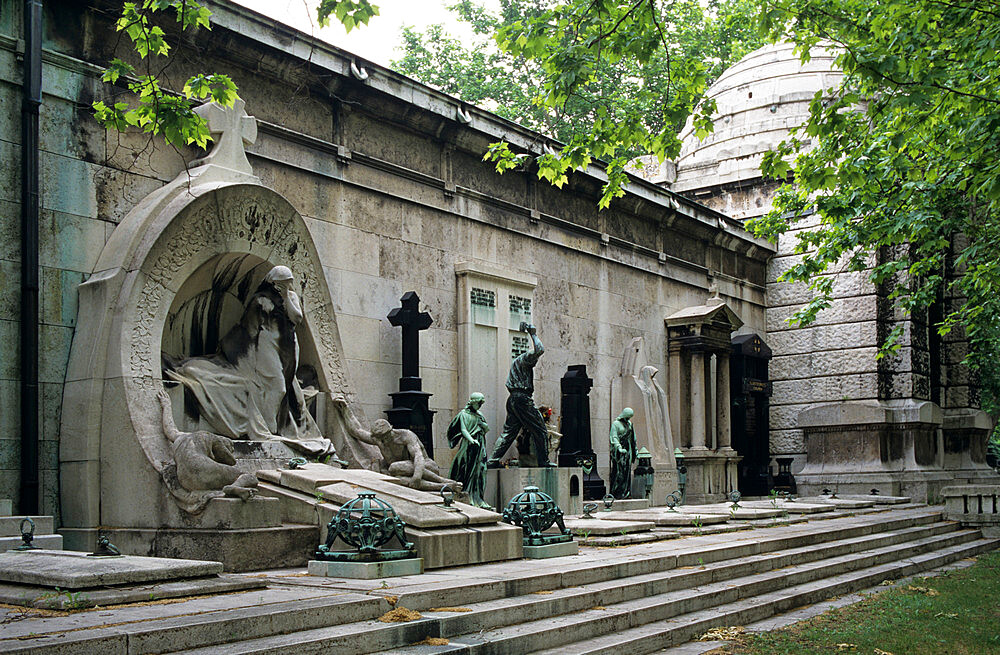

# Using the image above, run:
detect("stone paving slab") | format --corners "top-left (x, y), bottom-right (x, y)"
top-left (565, 518), bottom-right (654, 535)
top-left (796, 496), bottom-right (875, 509)
top-left (594, 511), bottom-right (729, 526)
top-left (0, 549), bottom-right (223, 589)
top-left (678, 504), bottom-right (784, 519)
top-left (841, 494), bottom-right (911, 504)
top-left (0, 574), bottom-right (264, 609)
top-left (0, 506), bottom-right (950, 654)
top-left (741, 500), bottom-right (835, 514)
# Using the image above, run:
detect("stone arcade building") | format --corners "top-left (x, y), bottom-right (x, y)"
top-left (0, 0), bottom-right (993, 550)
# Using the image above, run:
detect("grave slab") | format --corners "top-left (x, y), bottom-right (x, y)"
top-left (840, 494), bottom-right (911, 504)
top-left (308, 558), bottom-right (424, 579)
top-left (595, 510), bottom-right (729, 527)
top-left (564, 518), bottom-right (654, 536)
top-left (677, 504), bottom-right (784, 519)
top-left (0, 549), bottom-right (222, 589)
top-left (741, 500), bottom-right (835, 515)
top-left (600, 498), bottom-right (650, 512)
top-left (795, 496), bottom-right (875, 509)
top-left (523, 541), bottom-right (579, 558)
top-left (0, 574), bottom-right (264, 610)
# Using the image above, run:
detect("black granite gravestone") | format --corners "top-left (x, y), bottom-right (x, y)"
top-left (558, 365), bottom-right (606, 500)
top-left (386, 291), bottom-right (435, 456)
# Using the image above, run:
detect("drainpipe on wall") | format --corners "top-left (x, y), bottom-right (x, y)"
top-left (19, 0), bottom-right (42, 515)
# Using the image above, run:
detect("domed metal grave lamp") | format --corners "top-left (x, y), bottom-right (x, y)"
top-left (502, 486), bottom-right (572, 546)
top-left (633, 447), bottom-right (654, 499)
top-left (315, 492), bottom-right (416, 562)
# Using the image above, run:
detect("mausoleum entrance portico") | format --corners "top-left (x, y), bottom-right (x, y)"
top-left (666, 295), bottom-right (742, 503)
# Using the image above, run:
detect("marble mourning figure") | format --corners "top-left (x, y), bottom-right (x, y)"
top-left (157, 388), bottom-right (259, 500)
top-left (333, 396), bottom-right (463, 493)
top-left (448, 393), bottom-right (492, 509)
top-left (609, 408), bottom-right (637, 498)
top-left (164, 265), bottom-right (339, 459)
top-left (488, 323), bottom-right (556, 468)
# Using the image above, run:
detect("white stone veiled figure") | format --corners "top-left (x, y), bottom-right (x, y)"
top-left (616, 337), bottom-right (677, 471)
top-left (165, 265), bottom-right (332, 456)
top-left (636, 365), bottom-right (675, 464)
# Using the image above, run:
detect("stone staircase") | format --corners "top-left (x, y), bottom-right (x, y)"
top-left (3, 507), bottom-right (995, 655)
top-left (0, 499), bottom-right (63, 552)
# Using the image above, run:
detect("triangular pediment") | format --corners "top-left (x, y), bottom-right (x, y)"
top-left (665, 300), bottom-right (743, 331)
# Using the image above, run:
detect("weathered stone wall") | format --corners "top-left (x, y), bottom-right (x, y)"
top-left (0, 0), bottom-right (770, 516)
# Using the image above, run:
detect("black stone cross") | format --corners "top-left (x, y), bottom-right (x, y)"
top-left (387, 291), bottom-right (433, 379)
top-left (386, 292), bottom-right (436, 455)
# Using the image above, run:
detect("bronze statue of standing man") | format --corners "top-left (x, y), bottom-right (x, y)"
top-left (487, 323), bottom-right (556, 468)
top-left (448, 393), bottom-right (491, 509)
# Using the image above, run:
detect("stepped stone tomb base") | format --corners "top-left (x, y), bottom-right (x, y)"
top-left (4, 504), bottom-right (996, 655)
top-left (258, 464), bottom-right (523, 568)
top-left (523, 541), bottom-right (580, 558)
top-left (308, 557), bottom-right (424, 579)
top-left (0, 549), bottom-right (263, 609)
top-left (486, 467), bottom-right (584, 516)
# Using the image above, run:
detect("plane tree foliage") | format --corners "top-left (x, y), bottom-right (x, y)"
top-left (748, 0), bottom-right (1000, 408)
top-left (95, 0), bottom-right (1000, 417)
top-left (392, 0), bottom-right (762, 191)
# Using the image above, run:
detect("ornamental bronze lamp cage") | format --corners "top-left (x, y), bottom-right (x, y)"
top-left (502, 485), bottom-right (572, 546)
top-left (315, 492), bottom-right (416, 562)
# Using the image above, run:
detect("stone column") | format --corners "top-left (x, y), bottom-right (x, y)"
top-left (716, 350), bottom-right (732, 450)
top-left (668, 346), bottom-right (683, 444)
top-left (689, 351), bottom-right (708, 449)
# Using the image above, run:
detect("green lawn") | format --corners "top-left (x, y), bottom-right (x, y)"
top-left (708, 549), bottom-right (1000, 655)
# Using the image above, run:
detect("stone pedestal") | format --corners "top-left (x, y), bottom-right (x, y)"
top-left (523, 541), bottom-right (578, 558)
top-left (794, 400), bottom-right (996, 502)
top-left (486, 467), bottom-right (584, 516)
top-left (308, 557), bottom-right (424, 579)
top-left (678, 449), bottom-right (740, 504)
top-left (257, 464), bottom-right (523, 569)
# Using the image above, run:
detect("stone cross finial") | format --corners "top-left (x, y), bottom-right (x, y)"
top-left (707, 280), bottom-right (723, 305)
top-left (387, 292), bottom-right (433, 379)
top-left (190, 98), bottom-right (257, 175)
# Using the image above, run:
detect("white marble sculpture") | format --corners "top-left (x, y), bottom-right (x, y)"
top-left (157, 389), bottom-right (259, 512)
top-left (615, 337), bottom-right (676, 470)
top-left (164, 265), bottom-right (337, 459)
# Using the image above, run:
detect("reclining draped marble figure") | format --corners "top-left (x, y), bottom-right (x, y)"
top-left (163, 265), bottom-right (339, 459)
top-left (157, 389), bottom-right (259, 501)
top-left (333, 396), bottom-right (464, 493)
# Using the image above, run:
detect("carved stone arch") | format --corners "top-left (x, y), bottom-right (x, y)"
top-left (61, 182), bottom-right (376, 532)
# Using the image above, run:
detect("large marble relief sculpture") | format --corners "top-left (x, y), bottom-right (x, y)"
top-left (163, 264), bottom-right (336, 459)
top-left (59, 101), bottom-right (379, 544)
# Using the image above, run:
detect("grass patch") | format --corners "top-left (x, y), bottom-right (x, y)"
top-left (708, 550), bottom-right (1000, 655)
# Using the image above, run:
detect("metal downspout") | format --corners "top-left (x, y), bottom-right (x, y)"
top-left (19, 0), bottom-right (42, 514)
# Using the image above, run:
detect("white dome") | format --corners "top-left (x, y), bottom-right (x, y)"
top-left (672, 42), bottom-right (843, 192)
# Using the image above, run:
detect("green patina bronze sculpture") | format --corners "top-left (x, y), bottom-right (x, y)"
top-left (487, 323), bottom-right (556, 468)
top-left (447, 392), bottom-right (493, 509)
top-left (609, 407), bottom-right (637, 499)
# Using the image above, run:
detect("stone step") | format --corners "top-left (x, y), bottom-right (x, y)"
top-left (0, 515), bottom-right (55, 537)
top-left (409, 523), bottom-right (969, 641)
top-left (167, 520), bottom-right (973, 655)
top-left (0, 533), bottom-right (62, 553)
top-left (427, 519), bottom-right (958, 620)
top-left (528, 537), bottom-right (999, 655)
top-left (385, 530), bottom-right (985, 655)
top-left (1, 507), bottom-right (960, 655)
top-left (382, 509), bottom-right (944, 611)
top-left (0, 591), bottom-right (391, 655)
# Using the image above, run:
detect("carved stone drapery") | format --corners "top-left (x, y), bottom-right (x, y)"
top-left (61, 182), bottom-right (375, 529)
